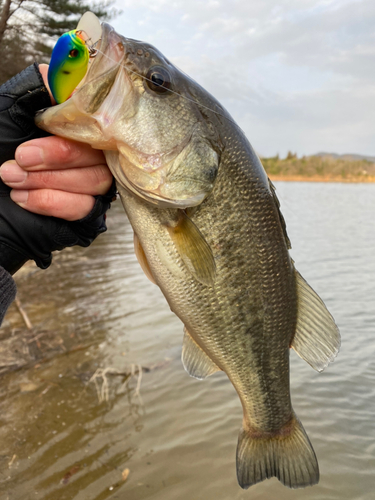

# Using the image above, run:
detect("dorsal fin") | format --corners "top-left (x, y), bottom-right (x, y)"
top-left (268, 178), bottom-right (291, 249)
top-left (291, 270), bottom-right (340, 372)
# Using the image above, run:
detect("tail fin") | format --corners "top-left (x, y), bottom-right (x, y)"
top-left (236, 414), bottom-right (319, 489)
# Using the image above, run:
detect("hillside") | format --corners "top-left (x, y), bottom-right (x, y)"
top-left (315, 152), bottom-right (375, 163)
top-left (262, 152), bottom-right (375, 182)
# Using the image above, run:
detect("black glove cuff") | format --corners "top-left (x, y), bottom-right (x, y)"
top-left (0, 241), bottom-right (29, 275)
top-left (0, 265), bottom-right (17, 324)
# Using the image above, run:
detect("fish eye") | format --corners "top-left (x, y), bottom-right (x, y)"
top-left (145, 67), bottom-right (171, 94)
top-left (69, 49), bottom-right (79, 58)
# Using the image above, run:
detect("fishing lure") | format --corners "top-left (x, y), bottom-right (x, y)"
top-left (48, 30), bottom-right (90, 104)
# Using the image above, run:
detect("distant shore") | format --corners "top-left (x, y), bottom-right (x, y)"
top-left (262, 153), bottom-right (375, 183)
top-left (268, 174), bottom-right (375, 183)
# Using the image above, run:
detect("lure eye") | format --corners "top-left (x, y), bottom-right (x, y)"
top-left (69, 49), bottom-right (79, 58)
top-left (145, 67), bottom-right (171, 94)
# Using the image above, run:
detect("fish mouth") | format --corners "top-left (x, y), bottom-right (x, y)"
top-left (74, 12), bottom-right (120, 78)
top-left (81, 22), bottom-right (124, 87)
top-left (79, 22), bottom-right (206, 208)
top-left (36, 16), bottom-right (213, 209)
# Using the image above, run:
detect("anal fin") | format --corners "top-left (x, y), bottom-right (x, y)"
top-left (291, 270), bottom-right (340, 372)
top-left (182, 327), bottom-right (220, 379)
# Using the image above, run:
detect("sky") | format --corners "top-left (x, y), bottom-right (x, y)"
top-left (110, 0), bottom-right (375, 158)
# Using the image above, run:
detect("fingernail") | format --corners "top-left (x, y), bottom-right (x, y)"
top-left (0, 162), bottom-right (27, 183)
top-left (10, 190), bottom-right (29, 205)
top-left (16, 146), bottom-right (43, 167)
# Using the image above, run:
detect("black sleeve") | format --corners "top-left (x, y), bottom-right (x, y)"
top-left (0, 63), bottom-right (116, 275)
top-left (0, 266), bottom-right (17, 326)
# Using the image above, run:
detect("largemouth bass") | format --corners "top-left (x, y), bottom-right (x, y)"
top-left (36, 17), bottom-right (340, 489)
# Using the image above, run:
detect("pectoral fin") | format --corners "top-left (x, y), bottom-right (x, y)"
top-left (166, 210), bottom-right (216, 286)
top-left (182, 328), bottom-right (220, 379)
top-left (291, 270), bottom-right (340, 372)
top-left (133, 233), bottom-right (156, 284)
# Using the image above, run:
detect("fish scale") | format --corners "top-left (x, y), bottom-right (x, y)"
top-left (120, 134), bottom-right (294, 432)
top-left (37, 16), bottom-right (340, 490)
top-left (196, 137), bottom-right (294, 427)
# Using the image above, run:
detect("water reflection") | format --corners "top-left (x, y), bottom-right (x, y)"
top-left (0, 204), bottom-right (151, 499)
top-left (0, 184), bottom-right (375, 499)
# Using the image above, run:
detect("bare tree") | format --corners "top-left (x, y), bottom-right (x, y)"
top-left (0, 0), bottom-right (115, 83)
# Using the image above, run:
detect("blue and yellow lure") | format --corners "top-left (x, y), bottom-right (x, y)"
top-left (48, 30), bottom-right (89, 104)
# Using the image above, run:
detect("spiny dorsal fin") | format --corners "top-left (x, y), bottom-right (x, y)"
top-left (291, 270), bottom-right (340, 372)
top-left (268, 178), bottom-right (291, 249)
top-left (166, 210), bottom-right (216, 286)
top-left (182, 327), bottom-right (221, 379)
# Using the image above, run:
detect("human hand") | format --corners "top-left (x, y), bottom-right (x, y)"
top-left (0, 62), bottom-right (116, 274)
top-left (0, 136), bottom-right (113, 220)
top-left (0, 64), bottom-right (113, 221)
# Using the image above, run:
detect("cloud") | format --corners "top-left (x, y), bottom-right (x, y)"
top-left (113, 0), bottom-right (375, 156)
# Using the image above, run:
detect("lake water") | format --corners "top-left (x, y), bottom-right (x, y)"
top-left (0, 182), bottom-right (374, 500)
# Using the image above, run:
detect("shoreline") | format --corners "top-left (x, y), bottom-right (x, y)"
top-left (268, 174), bottom-right (375, 183)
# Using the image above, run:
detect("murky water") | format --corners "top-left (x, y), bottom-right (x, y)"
top-left (0, 182), bottom-right (375, 500)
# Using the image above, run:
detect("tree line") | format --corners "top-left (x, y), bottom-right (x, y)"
top-left (0, 0), bottom-right (115, 84)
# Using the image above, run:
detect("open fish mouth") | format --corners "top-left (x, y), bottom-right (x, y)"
top-left (76, 11), bottom-right (102, 55)
top-left (87, 23), bottom-right (124, 78)
top-left (74, 19), bottom-right (125, 94)
top-left (37, 14), bottom-right (218, 209)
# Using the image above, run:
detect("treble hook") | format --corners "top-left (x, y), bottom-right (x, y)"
top-left (76, 29), bottom-right (100, 58)
top-left (88, 46), bottom-right (99, 58)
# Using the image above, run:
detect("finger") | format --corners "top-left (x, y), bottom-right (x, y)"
top-left (0, 161), bottom-right (112, 195)
top-left (10, 189), bottom-right (95, 221)
top-left (15, 136), bottom-right (106, 170)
